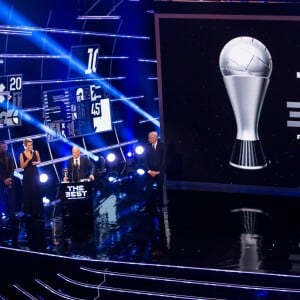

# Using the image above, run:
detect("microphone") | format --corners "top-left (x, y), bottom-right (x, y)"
top-left (219, 36), bottom-right (272, 170)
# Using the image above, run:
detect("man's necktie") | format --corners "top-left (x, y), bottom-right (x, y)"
top-left (73, 159), bottom-right (79, 181)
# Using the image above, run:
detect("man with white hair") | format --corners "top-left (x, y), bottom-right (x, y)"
top-left (143, 131), bottom-right (167, 258)
top-left (65, 146), bottom-right (95, 182)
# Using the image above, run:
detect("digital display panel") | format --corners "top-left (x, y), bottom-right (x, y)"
top-left (43, 83), bottom-right (112, 140)
top-left (68, 44), bottom-right (100, 79)
top-left (155, 14), bottom-right (300, 195)
top-left (0, 74), bottom-right (22, 127)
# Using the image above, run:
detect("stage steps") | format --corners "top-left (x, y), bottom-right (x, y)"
top-left (0, 247), bottom-right (300, 299)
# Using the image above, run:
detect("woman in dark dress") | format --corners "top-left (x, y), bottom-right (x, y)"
top-left (19, 138), bottom-right (43, 218)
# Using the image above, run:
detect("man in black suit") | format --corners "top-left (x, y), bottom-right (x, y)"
top-left (0, 141), bottom-right (16, 219)
top-left (0, 140), bottom-right (19, 247)
top-left (143, 131), bottom-right (167, 257)
top-left (144, 131), bottom-right (166, 200)
top-left (65, 146), bottom-right (95, 182)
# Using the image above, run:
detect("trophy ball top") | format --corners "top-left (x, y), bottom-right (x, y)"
top-left (219, 36), bottom-right (272, 78)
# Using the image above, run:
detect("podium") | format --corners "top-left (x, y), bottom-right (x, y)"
top-left (60, 181), bottom-right (96, 257)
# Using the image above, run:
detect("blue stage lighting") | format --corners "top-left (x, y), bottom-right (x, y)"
top-left (13, 171), bottom-right (23, 180)
top-left (106, 153), bottom-right (116, 163)
top-left (254, 290), bottom-right (269, 298)
top-left (0, 97), bottom-right (98, 162)
top-left (135, 145), bottom-right (144, 155)
top-left (0, 2), bottom-right (160, 129)
top-left (127, 151), bottom-right (134, 158)
top-left (136, 168), bottom-right (145, 176)
top-left (40, 173), bottom-right (49, 183)
top-left (107, 173), bottom-right (118, 183)
top-left (42, 197), bottom-right (50, 206)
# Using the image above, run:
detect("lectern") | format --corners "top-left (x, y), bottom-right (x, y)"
top-left (60, 180), bottom-right (95, 257)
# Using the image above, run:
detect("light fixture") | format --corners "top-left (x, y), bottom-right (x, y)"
top-left (106, 172), bottom-right (118, 183)
top-left (127, 151), bottom-right (134, 158)
top-left (134, 145), bottom-right (144, 155)
top-left (106, 153), bottom-right (116, 163)
top-left (39, 173), bottom-right (49, 183)
top-left (136, 167), bottom-right (145, 176)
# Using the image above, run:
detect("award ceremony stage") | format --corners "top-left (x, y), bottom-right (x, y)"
top-left (1, 0), bottom-right (300, 299)
top-left (1, 176), bottom-right (300, 299)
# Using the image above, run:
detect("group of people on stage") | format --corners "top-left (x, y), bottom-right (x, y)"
top-left (0, 139), bottom-right (97, 222)
top-left (0, 131), bottom-right (168, 258)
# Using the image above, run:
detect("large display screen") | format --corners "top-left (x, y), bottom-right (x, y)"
top-left (0, 74), bottom-right (22, 128)
top-left (155, 13), bottom-right (300, 196)
top-left (43, 83), bottom-right (112, 140)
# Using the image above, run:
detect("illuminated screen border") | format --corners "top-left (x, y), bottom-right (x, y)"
top-left (155, 13), bottom-right (300, 197)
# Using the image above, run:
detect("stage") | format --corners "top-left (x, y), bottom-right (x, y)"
top-left (1, 176), bottom-right (300, 275)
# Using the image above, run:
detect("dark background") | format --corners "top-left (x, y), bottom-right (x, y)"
top-left (156, 10), bottom-right (300, 195)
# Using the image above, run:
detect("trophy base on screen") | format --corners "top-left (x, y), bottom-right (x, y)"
top-left (229, 139), bottom-right (267, 170)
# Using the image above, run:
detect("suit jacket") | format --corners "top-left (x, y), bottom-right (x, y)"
top-left (0, 152), bottom-right (15, 188)
top-left (67, 155), bottom-right (95, 182)
top-left (144, 140), bottom-right (166, 175)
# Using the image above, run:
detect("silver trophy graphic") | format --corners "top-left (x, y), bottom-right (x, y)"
top-left (219, 36), bottom-right (272, 170)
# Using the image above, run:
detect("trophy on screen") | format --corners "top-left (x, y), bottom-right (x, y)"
top-left (219, 36), bottom-right (272, 170)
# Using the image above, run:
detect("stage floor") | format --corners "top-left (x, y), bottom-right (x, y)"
top-left (1, 177), bottom-right (300, 276)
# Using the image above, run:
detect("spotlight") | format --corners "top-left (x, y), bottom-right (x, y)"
top-left (127, 151), bottom-right (134, 158)
top-left (40, 173), bottom-right (49, 183)
top-left (106, 153), bottom-right (116, 163)
top-left (135, 164), bottom-right (146, 176)
top-left (134, 145), bottom-right (144, 155)
top-left (136, 168), bottom-right (145, 176)
top-left (107, 172), bottom-right (118, 183)
top-left (42, 196), bottom-right (50, 206)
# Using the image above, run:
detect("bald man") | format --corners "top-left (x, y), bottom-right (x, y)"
top-left (144, 131), bottom-right (166, 184)
top-left (143, 131), bottom-right (167, 257)
top-left (65, 146), bottom-right (95, 182)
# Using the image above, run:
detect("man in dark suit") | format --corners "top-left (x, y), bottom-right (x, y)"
top-left (0, 140), bottom-right (19, 247)
top-left (66, 146), bottom-right (95, 182)
top-left (143, 131), bottom-right (167, 258)
top-left (144, 131), bottom-right (166, 200)
top-left (0, 141), bottom-right (16, 219)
